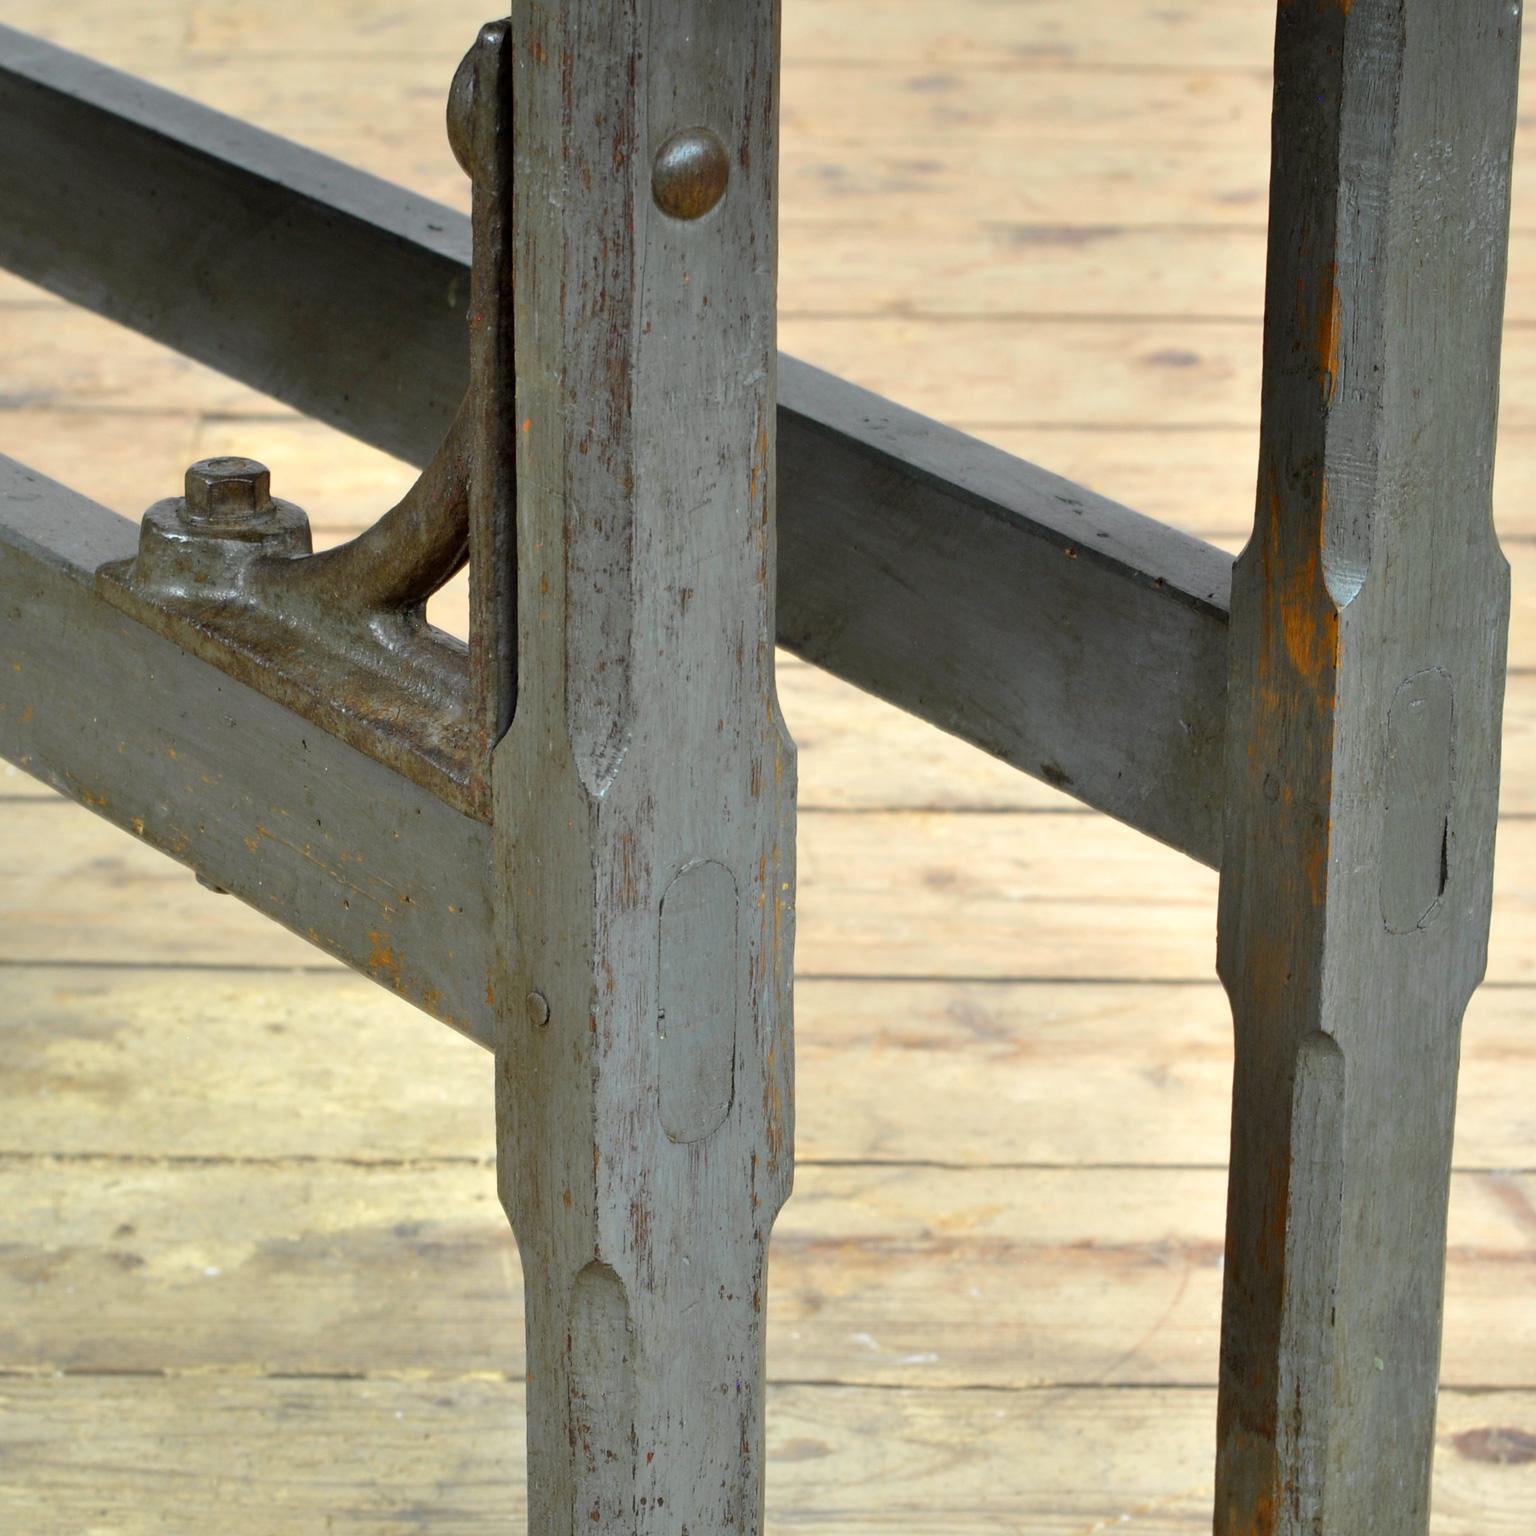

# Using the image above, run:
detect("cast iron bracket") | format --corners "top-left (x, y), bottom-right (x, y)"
top-left (94, 23), bottom-right (515, 820)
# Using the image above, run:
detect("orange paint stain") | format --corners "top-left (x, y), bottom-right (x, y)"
top-left (1317, 271), bottom-right (1342, 404)
top-left (1259, 492), bottom-right (1338, 690)
top-left (1225, 1488), bottom-right (1279, 1536)
top-left (1304, 835), bottom-right (1328, 908)
top-left (367, 931), bottom-right (403, 990)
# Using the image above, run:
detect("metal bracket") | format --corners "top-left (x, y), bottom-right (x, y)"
top-left (94, 23), bottom-right (514, 821)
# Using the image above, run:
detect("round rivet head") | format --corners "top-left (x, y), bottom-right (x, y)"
top-left (525, 990), bottom-right (551, 1028)
top-left (651, 127), bottom-right (730, 220)
top-left (446, 43), bottom-right (481, 180)
top-left (182, 457), bottom-right (273, 530)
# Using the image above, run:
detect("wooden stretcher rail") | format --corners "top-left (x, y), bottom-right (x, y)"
top-left (0, 24), bottom-right (1234, 866)
top-left (0, 457), bottom-right (499, 1046)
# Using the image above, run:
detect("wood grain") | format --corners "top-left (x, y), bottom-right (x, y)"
top-left (11, 797), bottom-right (1536, 981)
top-left (4, 960), bottom-right (1535, 1170)
top-left (2, 0), bottom-right (1534, 1528)
top-left (5, 1152), bottom-right (1535, 1392)
top-left (1, 1376), bottom-right (1531, 1534)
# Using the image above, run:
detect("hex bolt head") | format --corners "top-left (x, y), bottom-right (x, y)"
top-left (651, 127), bottom-right (730, 220)
top-left (182, 457), bottom-right (274, 530)
top-left (123, 459), bottom-right (311, 591)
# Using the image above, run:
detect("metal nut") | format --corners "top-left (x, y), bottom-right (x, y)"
top-left (182, 457), bottom-right (274, 530)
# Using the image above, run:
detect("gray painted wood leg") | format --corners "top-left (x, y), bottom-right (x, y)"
top-left (1213, 3), bottom-right (1518, 1532)
top-left (490, 2), bottom-right (794, 1531)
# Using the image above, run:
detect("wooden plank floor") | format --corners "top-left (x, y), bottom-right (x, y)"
top-left (3, 1), bottom-right (1536, 1529)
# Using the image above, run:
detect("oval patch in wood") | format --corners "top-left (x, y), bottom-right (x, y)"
top-left (1381, 669), bottom-right (1455, 935)
top-left (567, 1261), bottom-right (635, 1526)
top-left (658, 859), bottom-right (739, 1144)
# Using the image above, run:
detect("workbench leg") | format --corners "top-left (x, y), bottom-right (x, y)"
top-left (1213, 3), bottom-right (1517, 1532)
top-left (490, 2), bottom-right (794, 1532)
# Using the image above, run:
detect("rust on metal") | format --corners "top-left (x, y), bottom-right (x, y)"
top-left (97, 426), bottom-right (481, 814)
top-left (93, 25), bottom-right (523, 822)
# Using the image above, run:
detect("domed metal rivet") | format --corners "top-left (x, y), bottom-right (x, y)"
top-left (446, 20), bottom-right (510, 184)
top-left (526, 990), bottom-right (551, 1028)
top-left (446, 39), bottom-right (482, 180)
top-left (651, 127), bottom-right (730, 220)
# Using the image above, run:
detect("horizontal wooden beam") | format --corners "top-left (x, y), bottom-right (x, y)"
top-left (776, 363), bottom-right (1231, 862)
top-left (0, 24), bottom-right (1233, 865)
top-left (0, 458), bottom-right (499, 1046)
